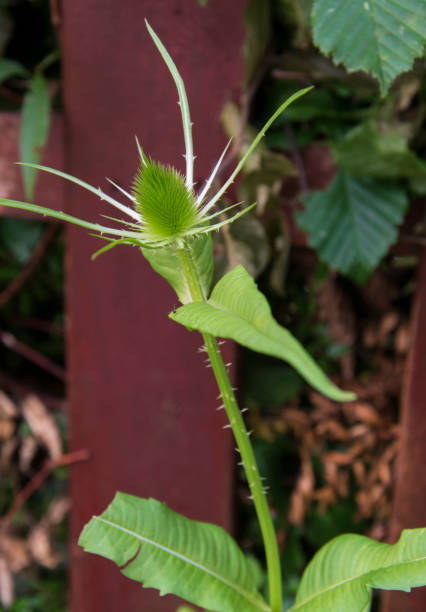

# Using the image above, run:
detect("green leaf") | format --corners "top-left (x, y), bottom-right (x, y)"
top-left (332, 122), bottom-right (426, 193)
top-left (79, 493), bottom-right (270, 612)
top-left (312, 0), bottom-right (426, 94)
top-left (296, 170), bottom-right (408, 283)
top-left (0, 58), bottom-right (28, 84)
top-left (170, 265), bottom-right (354, 402)
top-left (289, 528), bottom-right (426, 611)
top-left (142, 233), bottom-right (213, 303)
top-left (19, 73), bottom-right (50, 199)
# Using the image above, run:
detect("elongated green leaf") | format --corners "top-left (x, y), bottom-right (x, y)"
top-left (289, 528), bottom-right (426, 611)
top-left (312, 0), bottom-right (426, 94)
top-left (332, 122), bottom-right (426, 194)
top-left (170, 265), bottom-right (354, 402)
top-left (79, 493), bottom-right (269, 612)
top-left (20, 72), bottom-right (50, 199)
top-left (0, 58), bottom-right (28, 84)
top-left (142, 233), bottom-right (213, 303)
top-left (296, 170), bottom-right (408, 284)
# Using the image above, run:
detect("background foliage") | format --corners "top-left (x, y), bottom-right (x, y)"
top-left (0, 0), bottom-right (425, 609)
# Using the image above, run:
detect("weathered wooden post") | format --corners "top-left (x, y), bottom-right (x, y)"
top-left (382, 246), bottom-right (426, 612)
top-left (61, 1), bottom-right (246, 610)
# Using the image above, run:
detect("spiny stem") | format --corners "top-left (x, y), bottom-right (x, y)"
top-left (175, 244), bottom-right (283, 612)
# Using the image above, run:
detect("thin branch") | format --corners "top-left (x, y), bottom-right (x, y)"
top-left (0, 449), bottom-right (90, 532)
top-left (49, 0), bottom-right (61, 31)
top-left (0, 224), bottom-right (58, 308)
top-left (0, 370), bottom-right (65, 411)
top-left (0, 331), bottom-right (66, 381)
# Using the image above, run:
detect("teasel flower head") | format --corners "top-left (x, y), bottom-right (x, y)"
top-left (1, 21), bottom-right (311, 257)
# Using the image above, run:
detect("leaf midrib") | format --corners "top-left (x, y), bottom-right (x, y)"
top-left (289, 553), bottom-right (426, 610)
top-left (95, 516), bottom-right (270, 612)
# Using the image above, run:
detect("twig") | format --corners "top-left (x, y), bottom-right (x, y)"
top-left (0, 370), bottom-right (65, 411)
top-left (7, 316), bottom-right (63, 337)
top-left (0, 449), bottom-right (90, 532)
top-left (0, 331), bottom-right (66, 381)
top-left (0, 224), bottom-right (58, 308)
top-left (49, 0), bottom-right (61, 30)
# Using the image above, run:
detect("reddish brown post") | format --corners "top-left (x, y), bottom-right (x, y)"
top-left (62, 1), bottom-right (246, 610)
top-left (381, 247), bottom-right (426, 612)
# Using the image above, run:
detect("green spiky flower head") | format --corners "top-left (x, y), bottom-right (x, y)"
top-left (132, 159), bottom-right (199, 243)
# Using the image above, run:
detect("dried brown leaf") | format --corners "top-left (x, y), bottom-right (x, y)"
top-left (395, 323), bottom-right (411, 354)
top-left (0, 556), bottom-right (13, 609)
top-left (0, 392), bottom-right (17, 419)
top-left (315, 419), bottom-right (349, 441)
top-left (45, 496), bottom-right (70, 526)
top-left (28, 524), bottom-right (60, 569)
top-left (19, 435), bottom-right (38, 473)
top-left (22, 395), bottom-right (62, 460)
top-left (288, 452), bottom-right (314, 525)
top-left (0, 420), bottom-right (14, 441)
top-left (0, 536), bottom-right (30, 572)
top-left (346, 402), bottom-right (382, 426)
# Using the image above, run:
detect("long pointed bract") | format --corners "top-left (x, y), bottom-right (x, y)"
top-left (106, 178), bottom-right (137, 204)
top-left (17, 162), bottom-right (141, 221)
top-left (145, 20), bottom-right (194, 189)
top-left (0, 199), bottom-right (139, 238)
top-left (197, 138), bottom-right (232, 206)
top-left (202, 87), bottom-right (313, 214)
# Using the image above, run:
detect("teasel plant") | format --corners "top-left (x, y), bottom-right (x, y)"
top-left (2, 20), bottom-right (422, 612)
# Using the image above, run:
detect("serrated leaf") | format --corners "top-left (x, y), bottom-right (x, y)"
top-left (289, 529), bottom-right (426, 611)
top-left (296, 170), bottom-right (408, 283)
top-left (170, 265), bottom-right (354, 402)
top-left (19, 72), bottom-right (50, 199)
top-left (332, 121), bottom-right (426, 193)
top-left (79, 493), bottom-right (270, 612)
top-left (312, 0), bottom-right (426, 94)
top-left (0, 58), bottom-right (28, 84)
top-left (142, 233), bottom-right (213, 303)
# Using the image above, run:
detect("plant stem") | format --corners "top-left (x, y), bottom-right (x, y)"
top-left (176, 244), bottom-right (283, 612)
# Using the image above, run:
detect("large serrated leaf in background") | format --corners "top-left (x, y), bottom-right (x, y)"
top-left (170, 265), bottom-right (354, 402)
top-left (312, 0), bottom-right (426, 94)
top-left (79, 493), bottom-right (269, 612)
top-left (19, 72), bottom-right (50, 199)
top-left (332, 122), bottom-right (426, 194)
top-left (288, 528), bottom-right (426, 611)
top-left (296, 170), bottom-right (408, 284)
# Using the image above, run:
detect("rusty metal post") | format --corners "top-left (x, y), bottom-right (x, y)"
top-left (382, 247), bottom-right (426, 612)
top-left (61, 1), bottom-right (246, 610)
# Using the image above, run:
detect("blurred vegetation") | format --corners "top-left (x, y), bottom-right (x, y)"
top-left (0, 0), bottom-right (424, 610)
top-left (0, 2), bottom-right (65, 610)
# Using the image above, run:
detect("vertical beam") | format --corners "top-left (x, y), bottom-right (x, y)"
top-left (62, 1), bottom-right (246, 611)
top-left (382, 247), bottom-right (426, 612)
